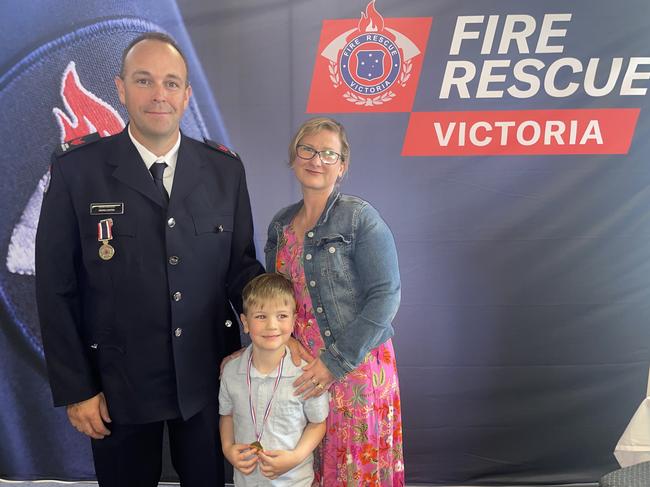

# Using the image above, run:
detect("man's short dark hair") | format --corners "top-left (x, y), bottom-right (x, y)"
top-left (119, 32), bottom-right (190, 85)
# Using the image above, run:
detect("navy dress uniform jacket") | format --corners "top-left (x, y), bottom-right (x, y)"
top-left (35, 129), bottom-right (263, 424)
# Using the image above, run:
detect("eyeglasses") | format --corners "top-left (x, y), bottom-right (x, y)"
top-left (296, 145), bottom-right (342, 165)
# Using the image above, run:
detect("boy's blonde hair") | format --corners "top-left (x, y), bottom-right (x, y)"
top-left (242, 273), bottom-right (296, 314)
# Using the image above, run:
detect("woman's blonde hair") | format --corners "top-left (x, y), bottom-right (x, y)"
top-left (289, 117), bottom-right (350, 167)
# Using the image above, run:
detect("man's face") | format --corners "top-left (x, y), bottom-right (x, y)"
top-left (115, 39), bottom-right (191, 151)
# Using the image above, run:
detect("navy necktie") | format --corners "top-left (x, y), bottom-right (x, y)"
top-left (150, 161), bottom-right (169, 204)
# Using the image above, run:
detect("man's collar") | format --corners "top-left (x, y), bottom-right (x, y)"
top-left (127, 124), bottom-right (181, 170)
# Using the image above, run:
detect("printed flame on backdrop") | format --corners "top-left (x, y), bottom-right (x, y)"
top-left (6, 62), bottom-right (125, 276)
top-left (306, 1), bottom-right (432, 112)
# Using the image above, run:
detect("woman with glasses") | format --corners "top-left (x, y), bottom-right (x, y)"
top-left (265, 117), bottom-right (405, 486)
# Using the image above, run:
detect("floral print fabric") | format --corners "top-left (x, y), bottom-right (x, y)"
top-left (276, 224), bottom-right (405, 486)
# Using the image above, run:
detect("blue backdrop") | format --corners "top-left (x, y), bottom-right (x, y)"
top-left (1, 0), bottom-right (649, 484)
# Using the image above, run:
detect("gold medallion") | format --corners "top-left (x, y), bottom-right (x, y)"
top-left (249, 441), bottom-right (263, 452)
top-left (99, 242), bottom-right (115, 260)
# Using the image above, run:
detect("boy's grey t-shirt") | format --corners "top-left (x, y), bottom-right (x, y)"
top-left (219, 344), bottom-right (330, 487)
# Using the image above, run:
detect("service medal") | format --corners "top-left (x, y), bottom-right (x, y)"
top-left (249, 441), bottom-right (263, 452)
top-left (97, 218), bottom-right (115, 260)
top-left (99, 242), bottom-right (115, 260)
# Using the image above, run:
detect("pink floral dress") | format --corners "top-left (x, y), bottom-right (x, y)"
top-left (276, 224), bottom-right (405, 486)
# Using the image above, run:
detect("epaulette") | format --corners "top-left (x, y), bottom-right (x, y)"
top-left (55, 132), bottom-right (101, 156)
top-left (203, 138), bottom-right (241, 161)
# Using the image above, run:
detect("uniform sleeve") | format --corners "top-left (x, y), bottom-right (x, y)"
top-left (35, 158), bottom-right (100, 406)
top-left (226, 162), bottom-right (264, 315)
top-left (320, 204), bottom-right (401, 378)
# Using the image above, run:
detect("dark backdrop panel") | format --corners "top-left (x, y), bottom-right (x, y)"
top-left (1, 0), bottom-right (650, 484)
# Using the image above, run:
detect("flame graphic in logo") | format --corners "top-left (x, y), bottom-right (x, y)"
top-left (6, 62), bottom-right (125, 276)
top-left (53, 61), bottom-right (125, 141)
top-left (357, 0), bottom-right (384, 33)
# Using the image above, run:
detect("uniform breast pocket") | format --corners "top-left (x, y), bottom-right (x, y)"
top-left (192, 213), bottom-right (234, 260)
top-left (80, 215), bottom-right (137, 265)
top-left (192, 213), bottom-right (233, 236)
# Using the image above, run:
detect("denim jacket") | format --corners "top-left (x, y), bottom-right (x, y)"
top-left (265, 191), bottom-right (401, 379)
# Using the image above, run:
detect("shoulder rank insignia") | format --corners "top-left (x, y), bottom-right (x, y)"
top-left (55, 132), bottom-right (101, 156)
top-left (203, 138), bottom-right (241, 161)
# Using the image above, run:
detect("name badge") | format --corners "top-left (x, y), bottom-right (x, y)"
top-left (90, 202), bottom-right (124, 215)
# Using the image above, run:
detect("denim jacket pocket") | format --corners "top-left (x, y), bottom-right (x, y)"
top-left (317, 233), bottom-right (352, 278)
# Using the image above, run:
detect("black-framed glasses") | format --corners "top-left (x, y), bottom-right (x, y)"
top-left (296, 144), bottom-right (342, 165)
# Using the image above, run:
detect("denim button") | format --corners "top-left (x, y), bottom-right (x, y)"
top-left (309, 280), bottom-right (316, 287)
top-left (307, 231), bottom-right (314, 238)
top-left (328, 246), bottom-right (336, 254)
top-left (174, 327), bottom-right (183, 337)
top-left (324, 329), bottom-right (331, 337)
top-left (316, 306), bottom-right (323, 313)
top-left (305, 253), bottom-right (312, 260)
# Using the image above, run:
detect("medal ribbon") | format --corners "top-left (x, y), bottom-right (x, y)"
top-left (247, 350), bottom-right (285, 444)
top-left (97, 218), bottom-right (113, 242)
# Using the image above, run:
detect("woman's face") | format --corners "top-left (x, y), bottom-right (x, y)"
top-left (292, 129), bottom-right (346, 195)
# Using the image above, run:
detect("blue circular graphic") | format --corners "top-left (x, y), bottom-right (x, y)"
top-left (339, 33), bottom-right (401, 95)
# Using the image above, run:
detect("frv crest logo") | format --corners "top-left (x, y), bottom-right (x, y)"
top-left (307, 1), bottom-right (431, 112)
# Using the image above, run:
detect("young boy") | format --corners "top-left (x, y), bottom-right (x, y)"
top-left (219, 273), bottom-right (329, 486)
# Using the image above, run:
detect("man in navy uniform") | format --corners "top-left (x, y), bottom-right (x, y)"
top-left (35, 32), bottom-right (263, 486)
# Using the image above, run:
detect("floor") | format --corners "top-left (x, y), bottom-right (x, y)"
top-left (0, 481), bottom-right (600, 487)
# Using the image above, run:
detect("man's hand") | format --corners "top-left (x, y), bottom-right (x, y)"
top-left (286, 336), bottom-right (312, 367)
top-left (224, 443), bottom-right (259, 475)
top-left (257, 449), bottom-right (299, 479)
top-left (66, 392), bottom-right (111, 439)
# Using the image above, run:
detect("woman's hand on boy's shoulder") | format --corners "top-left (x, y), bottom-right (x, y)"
top-left (287, 336), bottom-right (312, 366)
top-left (220, 347), bottom-right (246, 378)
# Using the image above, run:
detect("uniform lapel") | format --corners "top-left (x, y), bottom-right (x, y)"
top-left (168, 134), bottom-right (204, 209)
top-left (107, 129), bottom-right (166, 207)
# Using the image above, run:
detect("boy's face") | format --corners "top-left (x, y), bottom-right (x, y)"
top-left (241, 297), bottom-right (295, 353)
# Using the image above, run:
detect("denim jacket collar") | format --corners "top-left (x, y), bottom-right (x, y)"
top-left (273, 189), bottom-right (341, 229)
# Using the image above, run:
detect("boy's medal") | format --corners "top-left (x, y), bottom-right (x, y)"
top-left (97, 218), bottom-right (115, 260)
top-left (247, 350), bottom-right (286, 452)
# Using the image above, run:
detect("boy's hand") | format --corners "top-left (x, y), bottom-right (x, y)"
top-left (257, 449), bottom-right (299, 479)
top-left (224, 443), bottom-right (259, 475)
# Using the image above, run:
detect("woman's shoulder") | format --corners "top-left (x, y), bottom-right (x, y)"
top-left (269, 200), bottom-right (303, 225)
top-left (337, 193), bottom-right (383, 219)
